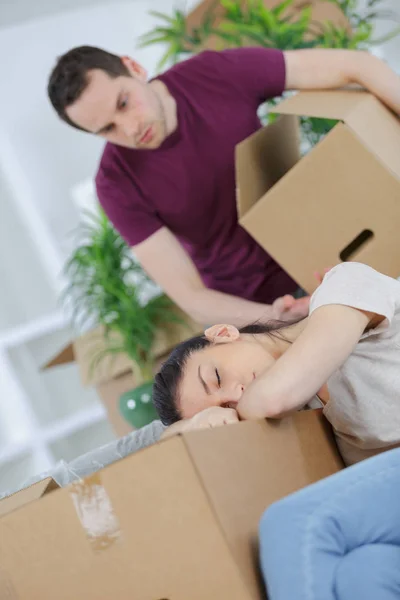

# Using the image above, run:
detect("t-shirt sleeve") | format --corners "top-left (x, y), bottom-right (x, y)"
top-left (309, 263), bottom-right (400, 333)
top-left (192, 47), bottom-right (286, 104)
top-left (96, 157), bottom-right (163, 247)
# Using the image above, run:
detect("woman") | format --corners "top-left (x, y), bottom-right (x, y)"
top-left (154, 262), bottom-right (400, 465)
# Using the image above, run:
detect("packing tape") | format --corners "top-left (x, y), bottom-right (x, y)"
top-left (70, 473), bottom-right (121, 552)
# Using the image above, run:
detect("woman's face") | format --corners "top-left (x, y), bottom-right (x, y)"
top-left (178, 325), bottom-right (277, 419)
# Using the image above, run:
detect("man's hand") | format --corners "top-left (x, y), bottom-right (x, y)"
top-left (182, 406), bottom-right (240, 432)
top-left (272, 267), bottom-right (333, 321)
top-left (314, 267), bottom-right (332, 286)
top-left (272, 294), bottom-right (309, 321)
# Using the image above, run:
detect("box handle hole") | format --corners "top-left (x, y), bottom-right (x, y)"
top-left (339, 229), bottom-right (374, 262)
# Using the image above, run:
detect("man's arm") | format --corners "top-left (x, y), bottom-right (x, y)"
top-left (284, 49), bottom-right (400, 115)
top-left (134, 227), bottom-right (308, 327)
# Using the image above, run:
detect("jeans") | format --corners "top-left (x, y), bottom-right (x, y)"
top-left (259, 448), bottom-right (400, 600)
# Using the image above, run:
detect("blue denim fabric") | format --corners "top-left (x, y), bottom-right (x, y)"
top-left (259, 448), bottom-right (400, 600)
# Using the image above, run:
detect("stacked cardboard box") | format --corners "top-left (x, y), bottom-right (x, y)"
top-left (237, 89), bottom-right (400, 292)
top-left (43, 311), bottom-right (202, 436)
top-left (0, 410), bottom-right (343, 599)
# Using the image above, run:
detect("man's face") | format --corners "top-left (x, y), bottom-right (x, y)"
top-left (66, 59), bottom-right (168, 149)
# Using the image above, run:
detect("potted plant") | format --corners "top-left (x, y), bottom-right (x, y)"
top-left (139, 0), bottom-right (399, 147)
top-left (63, 210), bottom-right (184, 429)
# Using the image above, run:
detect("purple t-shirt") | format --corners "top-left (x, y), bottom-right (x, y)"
top-left (96, 48), bottom-right (297, 303)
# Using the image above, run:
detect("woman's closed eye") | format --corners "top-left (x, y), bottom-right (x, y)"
top-left (215, 368), bottom-right (221, 388)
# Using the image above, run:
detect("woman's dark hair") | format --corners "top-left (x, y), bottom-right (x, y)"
top-left (47, 46), bottom-right (130, 131)
top-left (153, 321), bottom-right (301, 426)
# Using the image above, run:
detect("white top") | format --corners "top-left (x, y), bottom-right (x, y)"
top-left (309, 262), bottom-right (400, 465)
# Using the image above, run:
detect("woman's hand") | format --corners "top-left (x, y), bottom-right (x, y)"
top-left (183, 406), bottom-right (240, 431)
top-left (272, 295), bottom-right (310, 321)
top-left (161, 407), bottom-right (239, 439)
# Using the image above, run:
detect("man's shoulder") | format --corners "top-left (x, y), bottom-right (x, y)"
top-left (159, 47), bottom-right (284, 97)
top-left (162, 47), bottom-right (280, 75)
top-left (160, 49), bottom-right (237, 82)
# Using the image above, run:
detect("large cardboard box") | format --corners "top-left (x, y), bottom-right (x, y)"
top-left (185, 0), bottom-right (349, 51)
top-left (43, 312), bottom-right (202, 436)
top-left (0, 410), bottom-right (342, 599)
top-left (237, 89), bottom-right (400, 294)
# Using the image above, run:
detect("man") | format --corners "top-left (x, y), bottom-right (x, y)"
top-left (48, 45), bottom-right (400, 327)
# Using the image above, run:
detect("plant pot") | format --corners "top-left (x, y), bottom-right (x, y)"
top-left (119, 381), bottom-right (159, 429)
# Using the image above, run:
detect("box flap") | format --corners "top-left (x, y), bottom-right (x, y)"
top-left (183, 410), bottom-right (343, 599)
top-left (72, 327), bottom-right (135, 386)
top-left (344, 94), bottom-right (400, 180)
top-left (236, 114), bottom-right (300, 219)
top-left (41, 326), bottom-right (134, 385)
top-left (42, 343), bottom-right (75, 369)
top-left (0, 477), bottom-right (58, 519)
top-left (74, 312), bottom-right (202, 386)
top-left (0, 439), bottom-right (251, 600)
top-left (43, 310), bottom-right (202, 387)
top-left (274, 90), bottom-right (400, 179)
top-left (273, 89), bottom-right (369, 120)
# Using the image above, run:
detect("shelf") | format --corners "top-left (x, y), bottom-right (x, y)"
top-left (0, 403), bottom-right (108, 466)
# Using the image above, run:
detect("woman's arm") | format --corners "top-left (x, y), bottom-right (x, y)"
top-left (237, 304), bottom-right (377, 420)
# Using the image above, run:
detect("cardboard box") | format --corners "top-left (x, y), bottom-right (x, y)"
top-left (185, 0), bottom-right (349, 51)
top-left (43, 311), bottom-right (202, 436)
top-left (0, 410), bottom-right (343, 599)
top-left (237, 89), bottom-right (400, 294)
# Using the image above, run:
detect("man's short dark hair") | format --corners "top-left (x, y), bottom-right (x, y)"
top-left (47, 45), bottom-right (130, 131)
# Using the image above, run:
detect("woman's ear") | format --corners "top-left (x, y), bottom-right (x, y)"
top-left (204, 324), bottom-right (240, 344)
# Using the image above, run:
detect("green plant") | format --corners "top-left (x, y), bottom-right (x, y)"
top-left (139, 0), bottom-right (319, 69)
top-left (63, 210), bottom-right (181, 383)
top-left (140, 0), bottom-right (399, 68)
top-left (138, 8), bottom-right (217, 69)
top-left (139, 0), bottom-right (399, 146)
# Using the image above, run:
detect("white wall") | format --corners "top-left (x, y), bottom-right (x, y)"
top-left (361, 0), bottom-right (400, 69)
top-left (1, 0), bottom-right (111, 28)
top-left (0, 1), bottom-right (198, 279)
top-left (0, 164), bottom-right (56, 329)
top-left (0, 0), bottom-right (199, 493)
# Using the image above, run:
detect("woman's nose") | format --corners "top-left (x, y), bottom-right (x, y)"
top-left (222, 383), bottom-right (244, 402)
